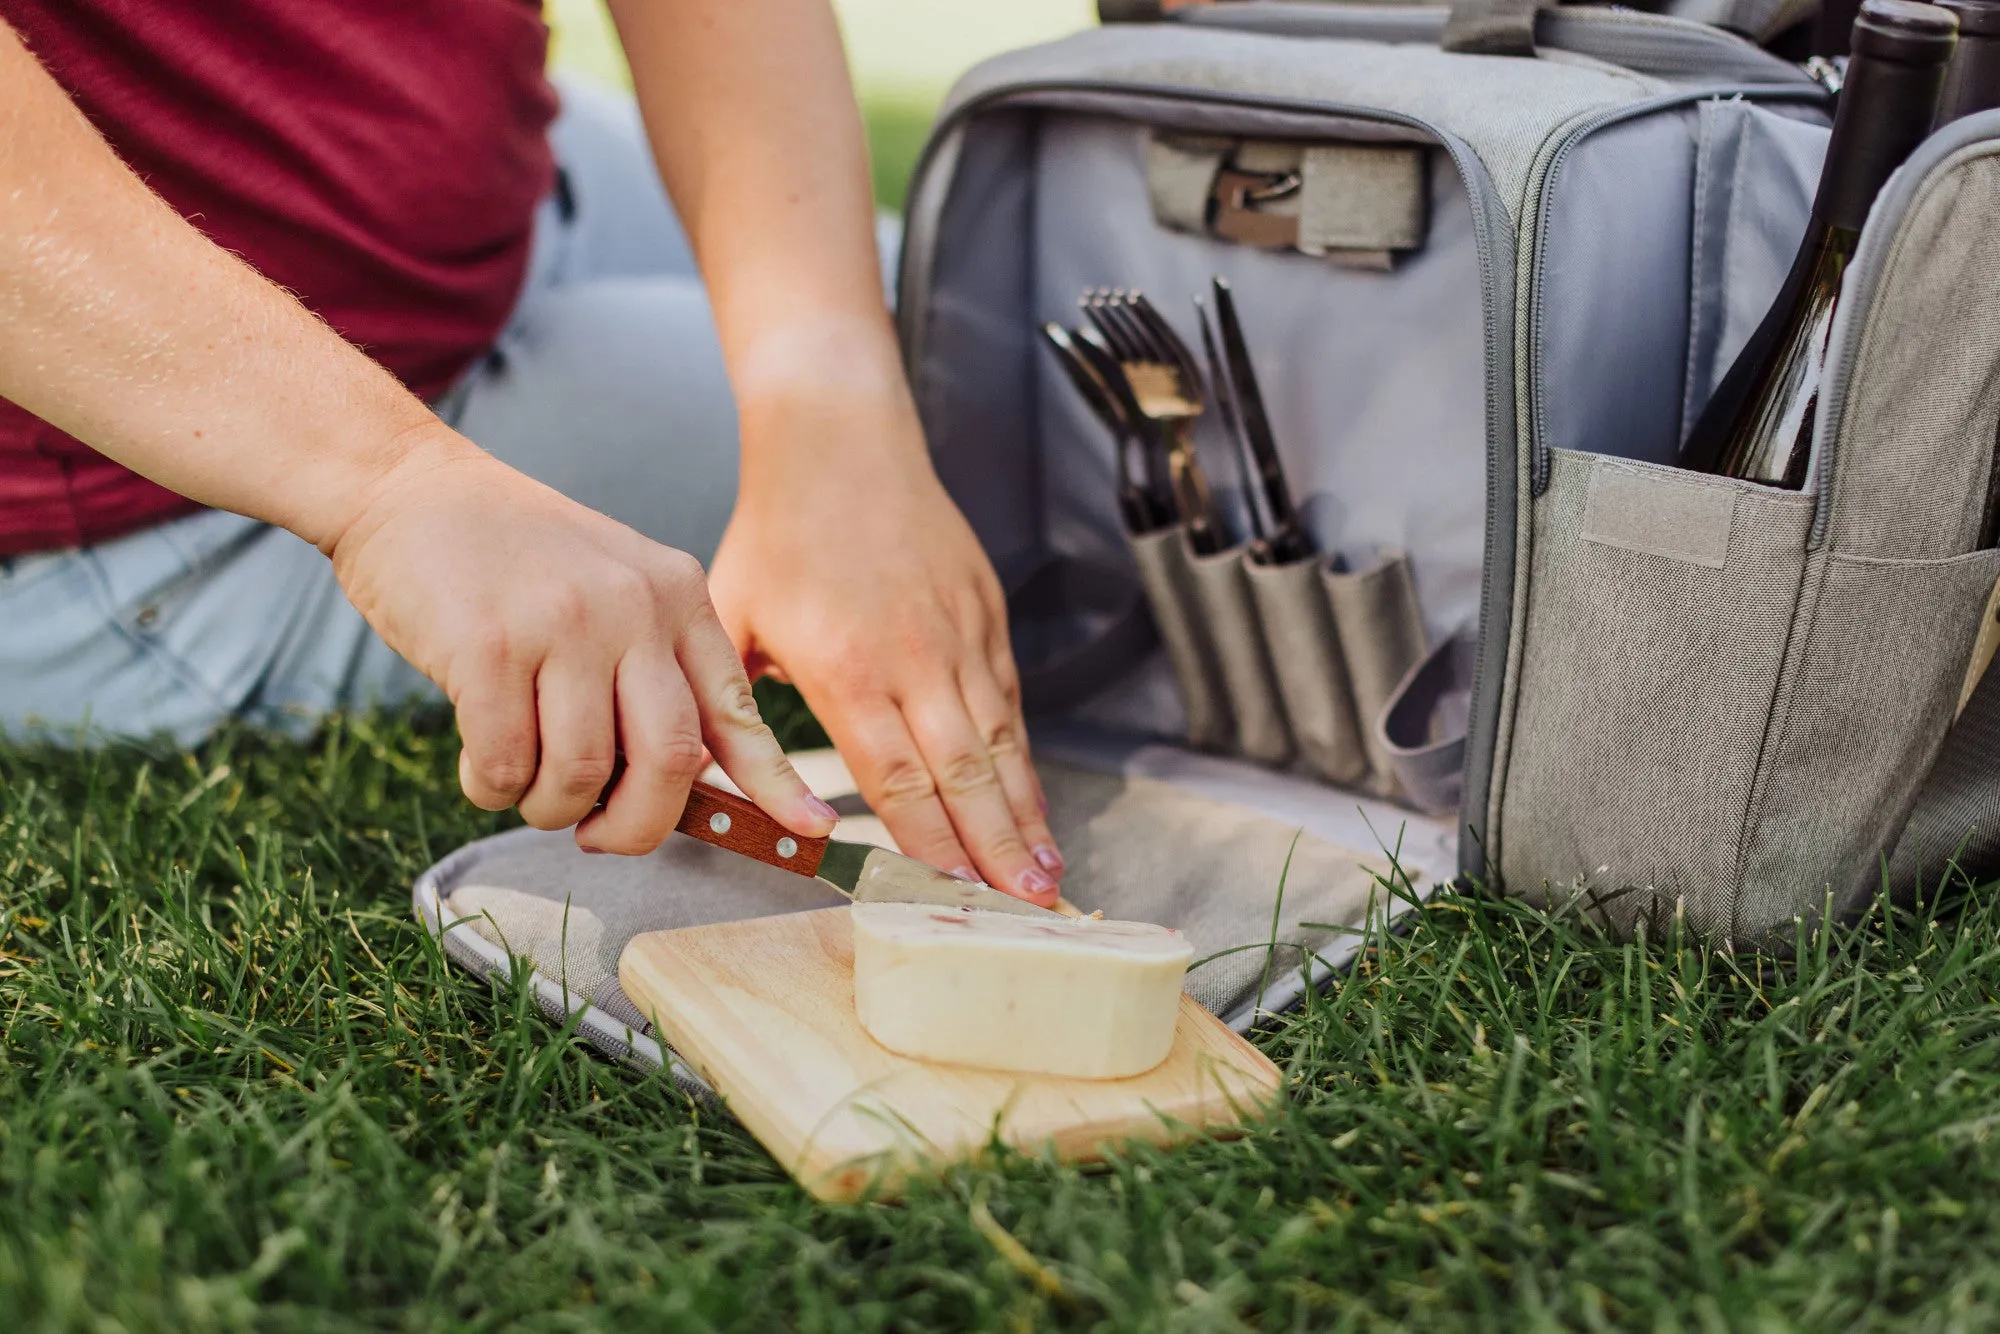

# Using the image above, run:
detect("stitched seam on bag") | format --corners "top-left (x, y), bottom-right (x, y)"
top-left (1729, 544), bottom-right (1822, 940)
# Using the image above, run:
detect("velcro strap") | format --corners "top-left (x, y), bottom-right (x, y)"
top-left (1441, 0), bottom-right (1542, 56)
top-left (1146, 132), bottom-right (1429, 270)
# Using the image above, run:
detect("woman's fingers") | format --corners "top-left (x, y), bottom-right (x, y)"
top-left (677, 599), bottom-right (835, 838)
top-left (574, 647), bottom-right (704, 854)
top-left (900, 680), bottom-right (1056, 903)
top-left (959, 657), bottom-right (1061, 878)
top-left (824, 693), bottom-right (979, 880)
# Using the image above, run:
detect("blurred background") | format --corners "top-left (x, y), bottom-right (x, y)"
top-left (545, 0), bottom-right (1098, 208)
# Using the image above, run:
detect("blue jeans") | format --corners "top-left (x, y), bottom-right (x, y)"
top-left (0, 80), bottom-right (898, 745)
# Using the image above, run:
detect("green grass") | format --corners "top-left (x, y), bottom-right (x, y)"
top-left (11, 16), bottom-right (2000, 1325)
top-left (8, 707), bottom-right (2000, 1329)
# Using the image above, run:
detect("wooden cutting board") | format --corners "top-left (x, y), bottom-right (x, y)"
top-left (618, 907), bottom-right (1284, 1202)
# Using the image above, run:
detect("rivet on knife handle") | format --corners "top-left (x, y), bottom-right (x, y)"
top-left (675, 781), bottom-right (831, 875)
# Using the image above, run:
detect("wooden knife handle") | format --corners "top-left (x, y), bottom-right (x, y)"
top-left (674, 780), bottom-right (831, 876)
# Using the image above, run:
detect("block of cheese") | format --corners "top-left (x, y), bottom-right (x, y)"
top-left (850, 902), bottom-right (1194, 1079)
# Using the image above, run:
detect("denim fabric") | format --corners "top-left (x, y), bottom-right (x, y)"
top-left (1, 78), bottom-right (902, 745)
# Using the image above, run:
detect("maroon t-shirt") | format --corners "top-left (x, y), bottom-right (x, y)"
top-left (0, 1), bottom-right (559, 555)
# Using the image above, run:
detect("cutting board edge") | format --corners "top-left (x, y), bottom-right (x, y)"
top-left (618, 909), bottom-right (1288, 1204)
top-left (617, 941), bottom-right (873, 1188)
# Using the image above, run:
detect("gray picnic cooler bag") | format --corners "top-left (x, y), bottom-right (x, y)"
top-left (897, 0), bottom-right (2000, 944)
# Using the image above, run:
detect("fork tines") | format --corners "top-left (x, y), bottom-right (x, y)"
top-left (1078, 287), bottom-right (1220, 553)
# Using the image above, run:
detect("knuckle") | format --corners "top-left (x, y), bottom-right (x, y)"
top-left (653, 549), bottom-right (707, 597)
top-left (981, 719), bottom-right (1023, 759)
top-left (935, 747), bottom-right (999, 798)
top-left (470, 753), bottom-right (535, 800)
top-left (584, 824), bottom-right (667, 857)
top-left (647, 731), bottom-right (708, 780)
top-left (551, 752), bottom-right (616, 800)
top-left (549, 583), bottom-right (593, 636)
top-left (467, 626), bottom-right (516, 673)
top-left (872, 756), bottom-right (940, 811)
top-left (602, 563), bottom-right (650, 610)
top-left (991, 662), bottom-right (1023, 710)
top-left (979, 831), bottom-right (1031, 863)
top-left (710, 676), bottom-right (763, 732)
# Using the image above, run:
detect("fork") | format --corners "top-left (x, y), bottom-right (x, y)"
top-left (1081, 288), bottom-right (1223, 554)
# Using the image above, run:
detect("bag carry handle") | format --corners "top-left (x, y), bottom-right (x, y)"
top-left (1441, 0), bottom-right (1546, 53)
top-left (1102, 0), bottom-right (1545, 53)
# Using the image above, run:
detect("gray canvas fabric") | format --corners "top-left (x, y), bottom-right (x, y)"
top-left (437, 754), bottom-right (1438, 1035)
top-left (1246, 555), bottom-right (1369, 784)
top-left (1143, 133), bottom-right (1429, 263)
top-left (1381, 630), bottom-right (1479, 816)
top-left (1324, 550), bottom-right (1430, 797)
top-left (1183, 3), bottom-right (1814, 87)
top-left (1532, 108), bottom-right (1700, 469)
top-left (894, 18), bottom-right (2000, 946)
top-left (1735, 549), bottom-right (2000, 938)
top-left (1145, 132), bottom-right (1231, 233)
top-left (1680, 100), bottom-right (1826, 440)
top-left (1027, 114), bottom-right (1488, 723)
top-left (933, 24), bottom-right (1662, 223)
top-left (1890, 635), bottom-right (2000, 901)
top-left (1298, 142), bottom-right (1431, 255)
top-left (1498, 451), bottom-right (1814, 937)
top-left (1185, 542), bottom-right (1294, 765)
top-left (1129, 525), bottom-right (1233, 751)
top-left (1818, 148), bottom-right (2000, 561)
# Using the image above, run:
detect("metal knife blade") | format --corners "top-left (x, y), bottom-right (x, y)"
top-left (673, 780), bottom-right (1064, 919)
top-left (1211, 276), bottom-right (1313, 564)
top-left (1195, 295), bottom-right (1270, 552)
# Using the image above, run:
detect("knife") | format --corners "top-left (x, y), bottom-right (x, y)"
top-left (672, 780), bottom-right (1068, 919)
top-left (1210, 276), bottom-right (1314, 566)
top-left (1195, 296), bottom-right (1266, 557)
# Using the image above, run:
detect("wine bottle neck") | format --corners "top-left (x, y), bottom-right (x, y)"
top-left (1815, 51), bottom-right (1955, 232)
top-left (1938, 26), bottom-right (2000, 123)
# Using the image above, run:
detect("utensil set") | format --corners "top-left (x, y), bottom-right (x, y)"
top-left (1041, 280), bottom-right (1312, 565)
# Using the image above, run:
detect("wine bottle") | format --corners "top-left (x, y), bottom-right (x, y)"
top-left (1938, 0), bottom-right (2000, 123)
top-left (1681, 0), bottom-right (1958, 487)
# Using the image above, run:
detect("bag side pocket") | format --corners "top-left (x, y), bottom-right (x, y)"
top-left (1736, 548), bottom-right (2000, 938)
top-left (1183, 541), bottom-right (1293, 765)
top-left (1127, 524), bottom-right (1233, 752)
top-left (1245, 555), bottom-right (1367, 784)
top-left (1498, 450), bottom-right (1813, 937)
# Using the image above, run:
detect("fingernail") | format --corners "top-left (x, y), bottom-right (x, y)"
top-left (1017, 867), bottom-right (1056, 895)
top-left (805, 795), bottom-right (840, 824)
top-left (579, 845), bottom-right (606, 856)
top-left (948, 866), bottom-right (978, 882)
top-left (1033, 844), bottom-right (1065, 875)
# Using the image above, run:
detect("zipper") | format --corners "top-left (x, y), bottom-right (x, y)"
top-left (1523, 86), bottom-right (1831, 495)
top-left (895, 79), bottom-right (1519, 868)
top-left (1170, 2), bottom-right (1815, 86)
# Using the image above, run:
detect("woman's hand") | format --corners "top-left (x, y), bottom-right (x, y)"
top-left (327, 428), bottom-right (837, 855)
top-left (706, 350), bottom-right (1063, 907)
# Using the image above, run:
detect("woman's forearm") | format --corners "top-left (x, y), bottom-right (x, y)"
top-left (604, 0), bottom-right (918, 479)
top-left (0, 20), bottom-right (464, 552)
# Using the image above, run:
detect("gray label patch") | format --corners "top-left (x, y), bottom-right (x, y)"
top-left (1580, 461), bottom-right (1736, 570)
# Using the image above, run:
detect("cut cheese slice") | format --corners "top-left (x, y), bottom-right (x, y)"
top-left (850, 902), bottom-right (1194, 1079)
